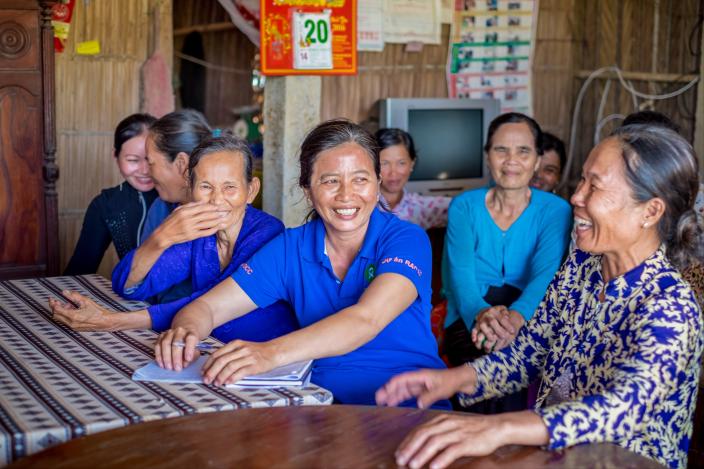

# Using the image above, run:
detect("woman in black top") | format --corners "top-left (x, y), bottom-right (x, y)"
top-left (64, 113), bottom-right (158, 275)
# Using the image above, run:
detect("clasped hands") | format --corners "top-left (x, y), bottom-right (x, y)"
top-left (154, 327), bottom-right (279, 386)
top-left (472, 306), bottom-right (525, 353)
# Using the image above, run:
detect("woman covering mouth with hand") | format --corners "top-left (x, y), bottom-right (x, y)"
top-left (50, 134), bottom-right (297, 344)
top-left (153, 119), bottom-right (450, 407)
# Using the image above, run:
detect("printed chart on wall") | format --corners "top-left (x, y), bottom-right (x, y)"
top-left (261, 0), bottom-right (357, 76)
top-left (448, 0), bottom-right (537, 114)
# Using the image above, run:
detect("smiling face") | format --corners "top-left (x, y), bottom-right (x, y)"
top-left (380, 144), bottom-right (415, 196)
top-left (191, 150), bottom-right (258, 230)
top-left (115, 133), bottom-right (154, 192)
top-left (570, 137), bottom-right (650, 256)
top-left (145, 135), bottom-right (189, 203)
top-left (486, 122), bottom-right (540, 190)
top-left (530, 149), bottom-right (562, 192)
top-left (305, 142), bottom-right (379, 239)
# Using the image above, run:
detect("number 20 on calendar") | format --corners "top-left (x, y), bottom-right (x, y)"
top-left (293, 11), bottom-right (333, 70)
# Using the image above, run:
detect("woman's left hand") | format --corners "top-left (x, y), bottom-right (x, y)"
top-left (49, 290), bottom-right (115, 331)
top-left (202, 340), bottom-right (280, 386)
top-left (395, 413), bottom-right (505, 469)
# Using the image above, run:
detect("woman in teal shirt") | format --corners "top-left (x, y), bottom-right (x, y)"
top-left (443, 112), bottom-right (572, 411)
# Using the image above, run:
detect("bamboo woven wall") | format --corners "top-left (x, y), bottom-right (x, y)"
top-left (173, 0), bottom-right (256, 127)
top-left (56, 0), bottom-right (171, 277)
top-left (532, 0), bottom-right (579, 140)
top-left (320, 0), bottom-right (702, 195)
top-left (55, 0), bottom-right (702, 277)
top-left (563, 0), bottom-right (702, 192)
top-left (319, 4), bottom-right (578, 136)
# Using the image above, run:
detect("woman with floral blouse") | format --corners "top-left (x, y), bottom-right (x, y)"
top-left (375, 128), bottom-right (451, 229)
top-left (377, 123), bottom-right (704, 469)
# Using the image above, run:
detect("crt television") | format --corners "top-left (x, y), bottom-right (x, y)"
top-left (379, 98), bottom-right (500, 196)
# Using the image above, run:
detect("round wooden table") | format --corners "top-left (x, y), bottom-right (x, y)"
top-left (8, 405), bottom-right (664, 468)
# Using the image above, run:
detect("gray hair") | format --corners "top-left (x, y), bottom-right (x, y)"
top-left (611, 124), bottom-right (703, 270)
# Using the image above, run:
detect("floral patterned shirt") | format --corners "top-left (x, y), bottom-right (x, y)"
top-left (379, 190), bottom-right (451, 230)
top-left (460, 247), bottom-right (703, 469)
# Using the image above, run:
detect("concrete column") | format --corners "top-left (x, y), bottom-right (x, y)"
top-left (262, 76), bottom-right (321, 226)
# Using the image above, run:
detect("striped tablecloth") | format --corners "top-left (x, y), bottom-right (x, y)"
top-left (0, 275), bottom-right (332, 467)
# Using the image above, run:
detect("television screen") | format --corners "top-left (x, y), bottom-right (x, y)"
top-left (407, 109), bottom-right (484, 181)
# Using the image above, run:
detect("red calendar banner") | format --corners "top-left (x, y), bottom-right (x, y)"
top-left (260, 0), bottom-right (357, 76)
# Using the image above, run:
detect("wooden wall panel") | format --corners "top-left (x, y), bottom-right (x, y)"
top-left (173, 0), bottom-right (255, 128)
top-left (201, 29), bottom-right (255, 126)
top-left (532, 0), bottom-right (579, 140)
top-left (0, 1), bottom-right (59, 279)
top-left (567, 0), bottom-right (702, 194)
top-left (0, 87), bottom-right (44, 269)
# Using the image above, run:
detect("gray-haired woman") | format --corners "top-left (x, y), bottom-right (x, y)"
top-left (377, 124), bottom-right (703, 469)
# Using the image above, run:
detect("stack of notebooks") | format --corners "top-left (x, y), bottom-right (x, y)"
top-left (133, 356), bottom-right (313, 388)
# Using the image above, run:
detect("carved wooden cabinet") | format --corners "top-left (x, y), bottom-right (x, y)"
top-left (0, 0), bottom-right (58, 279)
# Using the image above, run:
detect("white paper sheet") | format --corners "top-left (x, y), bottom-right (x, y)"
top-left (133, 356), bottom-right (313, 388)
top-left (383, 0), bottom-right (442, 45)
top-left (358, 0), bottom-right (384, 51)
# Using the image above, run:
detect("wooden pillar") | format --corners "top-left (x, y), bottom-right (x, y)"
top-left (39, 0), bottom-right (59, 275)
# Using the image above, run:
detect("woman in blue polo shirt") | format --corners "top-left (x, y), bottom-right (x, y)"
top-left (154, 119), bottom-right (450, 408)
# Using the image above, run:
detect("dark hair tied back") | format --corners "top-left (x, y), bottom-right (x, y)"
top-left (298, 119), bottom-right (379, 221)
top-left (298, 118), bottom-right (380, 189)
top-left (149, 109), bottom-right (211, 162)
top-left (541, 132), bottom-right (567, 170)
top-left (484, 112), bottom-right (543, 155)
top-left (114, 113), bottom-right (156, 156)
top-left (375, 128), bottom-right (418, 161)
top-left (612, 124), bottom-right (703, 270)
top-left (188, 131), bottom-right (255, 187)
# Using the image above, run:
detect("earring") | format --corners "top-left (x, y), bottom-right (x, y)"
top-left (642, 222), bottom-right (649, 229)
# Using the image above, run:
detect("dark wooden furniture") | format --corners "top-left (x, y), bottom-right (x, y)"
top-left (0, 0), bottom-right (58, 279)
top-left (7, 405), bottom-right (665, 468)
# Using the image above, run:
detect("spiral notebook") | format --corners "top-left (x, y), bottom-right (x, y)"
top-left (132, 356), bottom-right (313, 388)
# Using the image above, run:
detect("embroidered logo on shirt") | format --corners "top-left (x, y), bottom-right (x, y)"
top-left (365, 263), bottom-right (376, 283)
top-left (380, 257), bottom-right (423, 277)
top-left (241, 263), bottom-right (253, 275)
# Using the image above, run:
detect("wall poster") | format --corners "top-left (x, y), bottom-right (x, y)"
top-left (448, 0), bottom-right (537, 114)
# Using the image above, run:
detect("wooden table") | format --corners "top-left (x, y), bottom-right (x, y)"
top-left (7, 405), bottom-right (664, 468)
top-left (0, 275), bottom-right (332, 467)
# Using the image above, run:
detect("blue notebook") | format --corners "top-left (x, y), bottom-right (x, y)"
top-left (133, 356), bottom-right (313, 388)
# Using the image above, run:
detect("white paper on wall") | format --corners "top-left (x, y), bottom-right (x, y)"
top-left (383, 0), bottom-right (442, 45)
